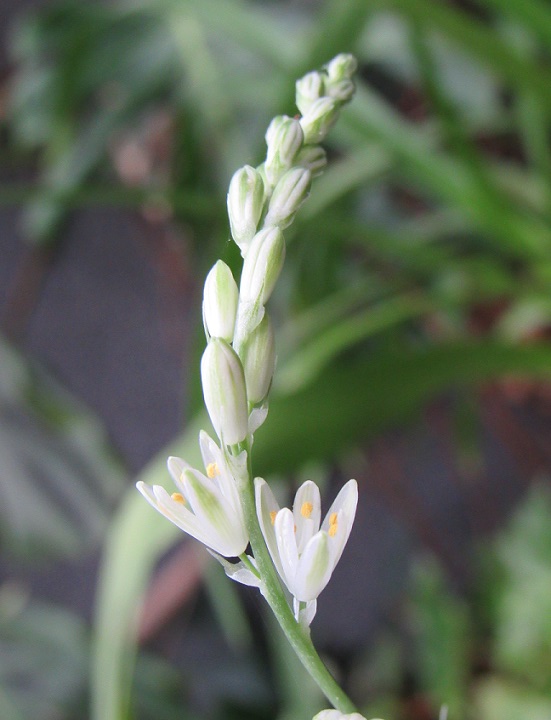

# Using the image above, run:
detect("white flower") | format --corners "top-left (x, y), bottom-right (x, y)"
top-left (136, 431), bottom-right (248, 557)
top-left (313, 711), bottom-right (374, 720)
top-left (255, 477), bottom-right (358, 624)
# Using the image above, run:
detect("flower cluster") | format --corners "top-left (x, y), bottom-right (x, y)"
top-left (256, 478), bottom-right (358, 625)
top-left (137, 54), bottom-right (358, 627)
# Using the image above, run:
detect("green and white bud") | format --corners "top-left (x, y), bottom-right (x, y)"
top-left (240, 314), bottom-right (275, 404)
top-left (326, 79), bottom-right (355, 103)
top-left (201, 338), bottom-right (248, 445)
top-left (265, 115), bottom-right (288, 148)
top-left (300, 97), bottom-right (339, 144)
top-left (265, 116), bottom-right (304, 186)
top-left (295, 145), bottom-right (327, 177)
top-left (239, 227), bottom-right (286, 305)
top-left (264, 167), bottom-right (311, 229)
top-left (296, 71), bottom-right (325, 116)
top-left (227, 165), bottom-right (265, 254)
top-left (324, 53), bottom-right (358, 82)
top-left (203, 260), bottom-right (238, 342)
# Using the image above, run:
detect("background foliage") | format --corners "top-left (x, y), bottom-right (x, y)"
top-left (2, 0), bottom-right (551, 719)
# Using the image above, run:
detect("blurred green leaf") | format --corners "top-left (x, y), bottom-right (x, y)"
top-left (492, 485), bottom-right (551, 690)
top-left (473, 676), bottom-right (551, 720)
top-left (0, 590), bottom-right (87, 720)
top-left (0, 335), bottom-right (125, 560)
top-left (409, 558), bottom-right (471, 717)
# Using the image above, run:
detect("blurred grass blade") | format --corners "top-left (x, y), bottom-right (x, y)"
top-left (92, 420), bottom-right (202, 720)
top-left (379, 0), bottom-right (551, 111)
top-left (344, 84), bottom-right (551, 258)
top-left (276, 292), bottom-right (433, 394)
top-left (0, 335), bottom-right (124, 560)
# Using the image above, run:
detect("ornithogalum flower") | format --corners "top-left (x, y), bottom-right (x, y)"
top-left (255, 477), bottom-right (358, 624)
top-left (137, 431), bottom-right (248, 557)
top-left (313, 712), bottom-right (374, 720)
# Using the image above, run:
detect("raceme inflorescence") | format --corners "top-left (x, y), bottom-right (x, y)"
top-left (137, 54), bottom-right (379, 719)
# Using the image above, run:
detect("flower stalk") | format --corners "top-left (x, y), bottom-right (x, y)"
top-left (137, 53), bottom-right (361, 716)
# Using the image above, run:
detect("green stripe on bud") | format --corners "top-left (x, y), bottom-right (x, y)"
top-left (240, 314), bottom-right (275, 404)
top-left (324, 54), bottom-right (357, 104)
top-left (227, 165), bottom-right (265, 255)
top-left (201, 338), bottom-right (248, 445)
top-left (296, 71), bottom-right (325, 116)
top-left (324, 53), bottom-right (358, 82)
top-left (239, 227), bottom-right (286, 305)
top-left (265, 116), bottom-right (304, 186)
top-left (295, 146), bottom-right (327, 177)
top-left (300, 97), bottom-right (339, 145)
top-left (203, 260), bottom-right (238, 342)
top-left (264, 167), bottom-right (311, 229)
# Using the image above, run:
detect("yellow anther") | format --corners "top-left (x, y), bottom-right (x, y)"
top-left (329, 521), bottom-right (338, 537)
top-left (206, 462), bottom-right (220, 478)
top-left (270, 511), bottom-right (277, 525)
top-left (300, 501), bottom-right (313, 518)
top-left (171, 492), bottom-right (186, 504)
top-left (329, 512), bottom-right (338, 526)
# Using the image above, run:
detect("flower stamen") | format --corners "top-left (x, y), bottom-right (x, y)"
top-left (171, 492), bottom-right (186, 504)
top-left (301, 501), bottom-right (313, 518)
top-left (206, 462), bottom-right (220, 478)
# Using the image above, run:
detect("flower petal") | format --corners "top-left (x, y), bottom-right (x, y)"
top-left (294, 530), bottom-right (332, 601)
top-left (293, 597), bottom-right (317, 627)
top-left (255, 477), bottom-right (285, 579)
top-left (274, 508), bottom-right (300, 594)
top-left (184, 470), bottom-right (248, 556)
top-left (137, 481), bottom-right (227, 552)
top-left (321, 479), bottom-right (358, 565)
top-left (293, 480), bottom-right (321, 554)
top-left (198, 431), bottom-right (243, 515)
top-left (207, 550), bottom-right (262, 588)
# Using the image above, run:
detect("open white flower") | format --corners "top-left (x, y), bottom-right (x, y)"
top-left (255, 477), bottom-right (358, 624)
top-left (137, 431), bottom-right (248, 557)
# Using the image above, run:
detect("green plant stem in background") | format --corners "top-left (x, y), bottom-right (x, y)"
top-left (233, 440), bottom-right (358, 714)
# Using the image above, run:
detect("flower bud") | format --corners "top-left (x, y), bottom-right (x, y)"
top-left (300, 97), bottom-right (339, 144)
top-left (264, 167), bottom-right (311, 229)
top-left (326, 78), bottom-right (355, 103)
top-left (295, 71), bottom-right (324, 116)
top-left (227, 165), bottom-right (265, 254)
top-left (203, 260), bottom-right (238, 342)
top-left (240, 314), bottom-right (275, 404)
top-left (324, 53), bottom-right (358, 82)
top-left (239, 227), bottom-right (285, 305)
top-left (201, 338), bottom-right (248, 445)
top-left (265, 115), bottom-right (288, 148)
top-left (295, 145), bottom-right (327, 176)
top-left (265, 116), bottom-right (304, 186)
top-left (313, 712), bottom-right (369, 720)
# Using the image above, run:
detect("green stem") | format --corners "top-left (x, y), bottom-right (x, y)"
top-left (233, 442), bottom-right (357, 714)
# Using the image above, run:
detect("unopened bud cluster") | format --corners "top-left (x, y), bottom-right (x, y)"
top-left (199, 53), bottom-right (358, 446)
